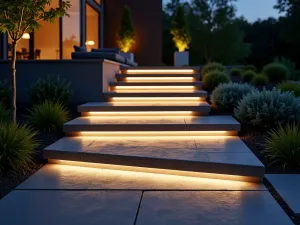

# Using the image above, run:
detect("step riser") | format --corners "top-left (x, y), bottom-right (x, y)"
top-left (109, 87), bottom-right (201, 92)
top-left (107, 98), bottom-right (207, 103)
top-left (81, 112), bottom-right (210, 117)
top-left (45, 158), bottom-right (263, 183)
top-left (65, 131), bottom-right (239, 137)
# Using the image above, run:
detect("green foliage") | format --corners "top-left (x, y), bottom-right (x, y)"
top-left (234, 88), bottom-right (300, 126)
top-left (277, 82), bottom-right (300, 97)
top-left (28, 101), bottom-right (70, 133)
top-left (230, 68), bottom-right (243, 77)
top-left (244, 65), bottom-right (257, 72)
top-left (203, 71), bottom-right (230, 91)
top-left (264, 123), bottom-right (300, 168)
top-left (0, 102), bottom-right (9, 122)
top-left (29, 75), bottom-right (72, 106)
top-left (117, 5), bottom-right (135, 52)
top-left (242, 71), bottom-right (256, 82)
top-left (0, 122), bottom-right (38, 174)
top-left (202, 62), bottom-right (225, 78)
top-left (252, 74), bottom-right (269, 86)
top-left (171, 5), bottom-right (191, 52)
top-left (211, 83), bottom-right (256, 112)
top-left (262, 63), bottom-right (289, 83)
top-left (0, 0), bottom-right (71, 40)
top-left (274, 56), bottom-right (298, 80)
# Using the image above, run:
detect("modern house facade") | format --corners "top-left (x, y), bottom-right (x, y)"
top-left (0, 0), bottom-right (162, 65)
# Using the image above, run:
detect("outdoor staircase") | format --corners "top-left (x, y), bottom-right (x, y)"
top-left (44, 67), bottom-right (265, 183)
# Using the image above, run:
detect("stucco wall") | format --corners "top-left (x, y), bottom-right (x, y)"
top-left (104, 0), bottom-right (163, 66)
top-left (0, 59), bottom-right (121, 104)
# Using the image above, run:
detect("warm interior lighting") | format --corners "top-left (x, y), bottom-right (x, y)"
top-left (74, 131), bottom-right (236, 137)
top-left (85, 111), bottom-right (194, 116)
top-left (22, 33), bottom-right (30, 39)
top-left (48, 159), bottom-right (260, 183)
top-left (125, 69), bottom-right (195, 74)
top-left (125, 77), bottom-right (195, 82)
top-left (85, 40), bottom-right (95, 46)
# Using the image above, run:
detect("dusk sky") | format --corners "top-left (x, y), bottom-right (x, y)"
top-left (164, 0), bottom-right (279, 22)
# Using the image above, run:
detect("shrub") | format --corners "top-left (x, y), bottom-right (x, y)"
top-left (262, 63), bottom-right (288, 83)
top-left (274, 56), bottom-right (297, 80)
top-left (252, 74), bottom-right (269, 86)
top-left (242, 71), bottom-right (256, 82)
top-left (202, 62), bottom-right (225, 78)
top-left (277, 82), bottom-right (300, 97)
top-left (264, 123), bottom-right (300, 168)
top-left (0, 102), bottom-right (9, 122)
top-left (211, 83), bottom-right (256, 112)
top-left (28, 101), bottom-right (70, 132)
top-left (230, 68), bottom-right (242, 77)
top-left (203, 71), bottom-right (230, 91)
top-left (234, 88), bottom-right (300, 126)
top-left (0, 123), bottom-right (38, 174)
top-left (244, 65), bottom-right (257, 72)
top-left (29, 75), bottom-right (72, 106)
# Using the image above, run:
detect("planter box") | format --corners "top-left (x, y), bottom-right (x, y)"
top-left (121, 52), bottom-right (134, 62)
top-left (174, 51), bottom-right (189, 66)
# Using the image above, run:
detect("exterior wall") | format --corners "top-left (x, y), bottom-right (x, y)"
top-left (104, 0), bottom-right (162, 66)
top-left (0, 59), bottom-right (120, 104)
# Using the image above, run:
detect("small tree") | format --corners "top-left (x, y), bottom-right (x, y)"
top-left (171, 5), bottom-right (191, 52)
top-left (0, 0), bottom-right (71, 123)
top-left (117, 5), bottom-right (136, 53)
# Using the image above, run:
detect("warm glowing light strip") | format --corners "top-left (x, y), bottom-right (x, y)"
top-left (111, 97), bottom-right (203, 101)
top-left (126, 77), bottom-right (194, 81)
top-left (75, 131), bottom-right (237, 137)
top-left (48, 159), bottom-right (260, 183)
top-left (115, 86), bottom-right (195, 90)
top-left (86, 111), bottom-right (194, 116)
top-left (125, 69), bottom-right (195, 74)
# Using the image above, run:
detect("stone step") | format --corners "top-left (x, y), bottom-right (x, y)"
top-left (121, 67), bottom-right (199, 74)
top-left (63, 116), bottom-right (240, 134)
top-left (78, 102), bottom-right (211, 116)
top-left (110, 81), bottom-right (203, 87)
top-left (43, 136), bottom-right (265, 182)
top-left (103, 90), bottom-right (207, 102)
top-left (116, 74), bottom-right (200, 82)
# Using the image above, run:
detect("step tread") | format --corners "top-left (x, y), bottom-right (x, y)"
top-left (104, 90), bottom-right (207, 97)
top-left (63, 116), bottom-right (240, 132)
top-left (116, 74), bottom-right (200, 78)
top-left (110, 81), bottom-right (202, 86)
top-left (78, 102), bottom-right (210, 112)
top-left (44, 136), bottom-right (264, 179)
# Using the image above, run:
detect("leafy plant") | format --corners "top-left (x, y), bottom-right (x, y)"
top-left (0, 102), bottom-right (9, 122)
top-left (230, 68), bottom-right (242, 77)
top-left (202, 62), bottom-right (226, 78)
top-left (0, 122), bottom-right (38, 174)
top-left (277, 82), bottom-right (300, 97)
top-left (211, 83), bottom-right (256, 112)
top-left (274, 56), bottom-right (297, 80)
top-left (117, 5), bottom-right (136, 53)
top-left (242, 71), bottom-right (256, 82)
top-left (171, 5), bottom-right (191, 52)
top-left (29, 75), bottom-right (72, 106)
top-left (252, 74), bottom-right (269, 86)
top-left (264, 123), bottom-right (300, 168)
top-left (234, 88), bottom-right (300, 126)
top-left (28, 101), bottom-right (70, 132)
top-left (244, 65), bottom-right (257, 72)
top-left (203, 71), bottom-right (230, 91)
top-left (262, 62), bottom-right (289, 83)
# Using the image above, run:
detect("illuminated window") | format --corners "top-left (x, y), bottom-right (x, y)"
top-left (86, 4), bottom-right (99, 51)
top-left (34, 0), bottom-right (60, 59)
top-left (95, 0), bottom-right (101, 5)
top-left (62, 0), bottom-right (80, 59)
top-left (8, 35), bottom-right (30, 60)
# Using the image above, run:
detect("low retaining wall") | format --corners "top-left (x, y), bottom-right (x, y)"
top-left (0, 59), bottom-right (124, 104)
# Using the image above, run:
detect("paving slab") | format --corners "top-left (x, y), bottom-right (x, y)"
top-left (0, 190), bottom-right (140, 225)
top-left (266, 174), bottom-right (300, 216)
top-left (44, 136), bottom-right (264, 181)
top-left (136, 191), bottom-right (293, 225)
top-left (16, 164), bottom-right (266, 190)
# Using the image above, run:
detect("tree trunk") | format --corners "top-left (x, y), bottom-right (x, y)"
top-left (11, 41), bottom-right (17, 124)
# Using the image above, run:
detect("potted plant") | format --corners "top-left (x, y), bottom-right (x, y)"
top-left (117, 5), bottom-right (136, 62)
top-left (171, 5), bottom-right (191, 66)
